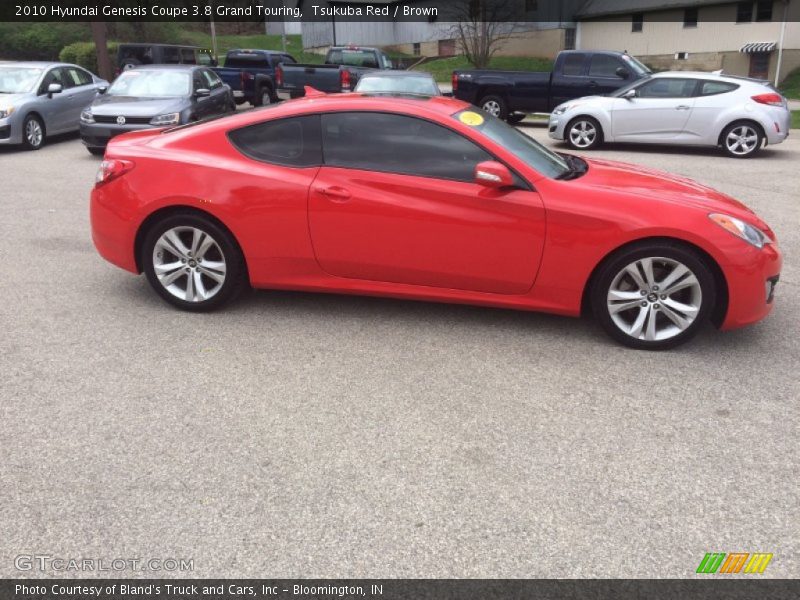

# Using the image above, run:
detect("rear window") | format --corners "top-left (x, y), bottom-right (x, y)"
top-left (326, 49), bottom-right (380, 69)
top-left (225, 54), bottom-right (270, 69)
top-left (227, 115), bottom-right (322, 167)
top-left (699, 81), bottom-right (739, 96)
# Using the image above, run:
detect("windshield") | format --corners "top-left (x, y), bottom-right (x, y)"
top-left (612, 75), bottom-right (651, 97)
top-left (108, 70), bottom-right (191, 98)
top-left (621, 54), bottom-right (651, 76)
top-left (453, 109), bottom-right (569, 179)
top-left (356, 76), bottom-right (439, 96)
top-left (0, 66), bottom-right (42, 94)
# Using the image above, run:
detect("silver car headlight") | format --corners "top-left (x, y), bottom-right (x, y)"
top-left (709, 213), bottom-right (770, 249)
top-left (150, 113), bottom-right (181, 126)
top-left (80, 108), bottom-right (94, 124)
top-left (0, 106), bottom-right (14, 119)
top-left (552, 105), bottom-right (568, 115)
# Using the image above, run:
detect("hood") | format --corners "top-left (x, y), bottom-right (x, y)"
top-left (90, 95), bottom-right (188, 117)
top-left (0, 93), bottom-right (30, 110)
top-left (578, 157), bottom-right (767, 226)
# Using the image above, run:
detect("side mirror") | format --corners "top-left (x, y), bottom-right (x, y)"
top-left (97, 85), bottom-right (108, 94)
top-left (621, 88), bottom-right (636, 100)
top-left (47, 83), bottom-right (63, 97)
top-left (474, 161), bottom-right (514, 189)
top-left (615, 67), bottom-right (630, 79)
top-left (195, 88), bottom-right (211, 98)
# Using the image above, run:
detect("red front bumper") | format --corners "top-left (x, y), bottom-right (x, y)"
top-left (720, 242), bottom-right (782, 331)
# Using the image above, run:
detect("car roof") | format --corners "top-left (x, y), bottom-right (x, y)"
top-left (227, 49), bottom-right (287, 55)
top-left (119, 43), bottom-right (204, 49)
top-left (129, 64), bottom-right (201, 72)
top-left (0, 61), bottom-right (71, 69)
top-left (651, 71), bottom-right (764, 84)
top-left (359, 70), bottom-right (435, 79)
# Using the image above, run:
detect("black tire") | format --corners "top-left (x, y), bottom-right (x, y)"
top-left (590, 241), bottom-right (716, 350)
top-left (87, 147), bottom-right (105, 156)
top-left (21, 114), bottom-right (45, 151)
top-left (141, 212), bottom-right (247, 312)
top-left (720, 121), bottom-right (764, 158)
top-left (479, 95), bottom-right (508, 120)
top-left (506, 112), bottom-right (526, 125)
top-left (254, 85), bottom-right (274, 107)
top-left (565, 116), bottom-right (603, 150)
top-left (234, 98), bottom-right (246, 106)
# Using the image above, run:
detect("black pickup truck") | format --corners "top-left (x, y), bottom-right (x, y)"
top-left (276, 46), bottom-right (394, 98)
top-left (453, 50), bottom-right (651, 121)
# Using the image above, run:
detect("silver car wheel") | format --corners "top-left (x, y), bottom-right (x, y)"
top-left (725, 125), bottom-right (759, 155)
top-left (152, 226), bottom-right (227, 303)
top-left (569, 120), bottom-right (597, 148)
top-left (607, 257), bottom-right (702, 342)
top-left (26, 119), bottom-right (43, 148)
top-left (482, 99), bottom-right (501, 117)
top-left (262, 89), bottom-right (272, 105)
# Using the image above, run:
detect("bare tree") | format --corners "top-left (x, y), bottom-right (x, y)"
top-left (90, 21), bottom-right (113, 81)
top-left (448, 0), bottom-right (525, 68)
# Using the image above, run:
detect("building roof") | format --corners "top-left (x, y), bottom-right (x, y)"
top-left (576, 0), bottom-right (727, 19)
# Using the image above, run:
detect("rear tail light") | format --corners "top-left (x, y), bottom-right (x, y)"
top-left (276, 64), bottom-right (283, 87)
top-left (95, 159), bottom-right (134, 187)
top-left (452, 72), bottom-right (458, 92)
top-left (341, 68), bottom-right (351, 92)
top-left (751, 93), bottom-right (784, 106)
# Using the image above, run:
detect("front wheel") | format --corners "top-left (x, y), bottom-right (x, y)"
top-left (591, 243), bottom-right (716, 350)
top-left (22, 114), bottom-right (45, 150)
top-left (142, 213), bottom-right (247, 311)
top-left (479, 95), bottom-right (508, 120)
top-left (721, 122), bottom-right (763, 158)
top-left (506, 112), bottom-right (526, 125)
top-left (566, 116), bottom-right (602, 150)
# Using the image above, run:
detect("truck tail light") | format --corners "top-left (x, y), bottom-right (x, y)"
top-left (452, 72), bottom-right (458, 92)
top-left (95, 159), bottom-right (134, 187)
top-left (341, 69), bottom-right (351, 92)
top-left (751, 93), bottom-right (784, 106)
top-left (276, 64), bottom-right (283, 88)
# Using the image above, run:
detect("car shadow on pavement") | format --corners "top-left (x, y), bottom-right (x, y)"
top-left (547, 140), bottom-right (783, 160)
top-left (0, 131), bottom-right (84, 155)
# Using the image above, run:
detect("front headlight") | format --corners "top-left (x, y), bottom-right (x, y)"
top-left (80, 108), bottom-right (94, 124)
top-left (150, 112), bottom-right (181, 126)
top-left (0, 106), bottom-right (14, 119)
top-left (553, 105), bottom-right (568, 115)
top-left (709, 213), bottom-right (770, 249)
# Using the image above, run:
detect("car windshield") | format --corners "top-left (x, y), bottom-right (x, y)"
top-left (453, 109), bottom-right (570, 179)
top-left (0, 66), bottom-right (43, 94)
top-left (621, 54), bottom-right (651, 75)
top-left (108, 70), bottom-right (191, 97)
top-left (356, 76), bottom-right (439, 96)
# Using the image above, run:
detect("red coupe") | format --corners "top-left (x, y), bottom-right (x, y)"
top-left (90, 93), bottom-right (781, 349)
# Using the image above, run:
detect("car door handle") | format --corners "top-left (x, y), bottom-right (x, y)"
top-left (316, 186), bottom-right (352, 201)
top-left (675, 105), bottom-right (691, 110)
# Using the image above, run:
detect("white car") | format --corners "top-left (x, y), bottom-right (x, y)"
top-left (548, 72), bottom-right (790, 158)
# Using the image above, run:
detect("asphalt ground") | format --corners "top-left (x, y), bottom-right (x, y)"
top-left (0, 122), bottom-right (797, 578)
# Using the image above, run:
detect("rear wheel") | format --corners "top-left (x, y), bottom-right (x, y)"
top-left (479, 95), bottom-right (508, 120)
top-left (255, 86), bottom-right (273, 107)
top-left (591, 242), bottom-right (715, 350)
top-left (566, 116), bottom-right (602, 150)
top-left (142, 213), bottom-right (247, 311)
top-left (506, 112), bottom-right (526, 125)
top-left (22, 114), bottom-right (45, 150)
top-left (721, 121), bottom-right (763, 158)
top-left (87, 147), bottom-right (104, 156)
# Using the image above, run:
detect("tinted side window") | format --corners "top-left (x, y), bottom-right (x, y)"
top-left (180, 48), bottom-right (197, 64)
top-left (562, 54), bottom-right (585, 76)
top-left (39, 67), bottom-right (67, 93)
top-left (201, 69), bottom-right (222, 89)
top-left (637, 78), bottom-right (697, 98)
top-left (589, 55), bottom-right (623, 78)
top-left (700, 81), bottom-right (739, 96)
top-left (163, 47), bottom-right (181, 64)
top-left (321, 112), bottom-right (491, 182)
top-left (228, 115), bottom-right (322, 167)
top-left (66, 67), bottom-right (92, 87)
top-left (225, 54), bottom-right (270, 69)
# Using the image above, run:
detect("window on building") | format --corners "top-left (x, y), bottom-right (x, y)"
top-left (684, 8), bottom-right (698, 27)
top-left (755, 0), bottom-right (772, 21)
top-left (413, 43), bottom-right (421, 56)
top-left (562, 53), bottom-right (585, 76)
top-left (736, 1), bottom-right (753, 22)
top-left (676, 52), bottom-right (689, 60)
top-left (632, 13), bottom-right (644, 33)
top-left (564, 28), bottom-right (576, 50)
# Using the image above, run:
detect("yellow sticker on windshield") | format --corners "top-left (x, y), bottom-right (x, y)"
top-left (459, 111), bottom-right (484, 126)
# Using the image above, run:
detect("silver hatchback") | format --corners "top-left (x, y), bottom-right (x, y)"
top-left (0, 62), bottom-right (108, 150)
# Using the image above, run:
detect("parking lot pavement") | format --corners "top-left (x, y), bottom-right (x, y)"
top-left (0, 129), bottom-right (797, 579)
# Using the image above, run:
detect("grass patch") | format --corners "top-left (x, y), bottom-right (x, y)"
top-left (181, 32), bottom-right (325, 64)
top-left (414, 55), bottom-right (554, 82)
top-left (780, 67), bottom-right (800, 100)
top-left (791, 110), bottom-right (800, 129)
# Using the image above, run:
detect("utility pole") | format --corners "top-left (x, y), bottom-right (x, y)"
top-left (210, 15), bottom-right (218, 64)
top-left (775, 0), bottom-right (789, 86)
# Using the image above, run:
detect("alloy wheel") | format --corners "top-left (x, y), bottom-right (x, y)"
top-left (482, 100), bottom-right (501, 117)
top-left (569, 120), bottom-right (597, 148)
top-left (725, 125), bottom-right (759, 156)
top-left (26, 119), bottom-right (43, 148)
top-left (152, 226), bottom-right (227, 303)
top-left (262, 90), bottom-right (272, 105)
top-left (606, 257), bottom-right (702, 342)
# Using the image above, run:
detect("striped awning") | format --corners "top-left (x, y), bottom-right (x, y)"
top-left (740, 42), bottom-right (777, 53)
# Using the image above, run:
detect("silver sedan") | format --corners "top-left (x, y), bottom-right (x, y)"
top-left (0, 61), bottom-right (108, 150)
top-left (548, 71), bottom-right (790, 158)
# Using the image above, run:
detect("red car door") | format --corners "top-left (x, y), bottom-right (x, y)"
top-left (309, 112), bottom-right (546, 295)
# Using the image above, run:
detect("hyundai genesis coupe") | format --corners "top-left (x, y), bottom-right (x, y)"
top-left (90, 93), bottom-right (781, 349)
